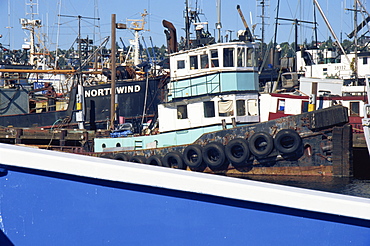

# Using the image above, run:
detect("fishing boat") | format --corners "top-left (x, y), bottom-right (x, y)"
top-left (0, 9), bottom-right (165, 131)
top-left (260, 0), bottom-right (370, 151)
top-left (91, 3), bottom-right (352, 177)
top-left (0, 143), bottom-right (369, 245)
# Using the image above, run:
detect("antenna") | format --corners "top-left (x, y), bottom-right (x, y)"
top-left (6, 0), bottom-right (13, 48)
top-left (58, 14), bottom-right (100, 72)
top-left (22, 0), bottom-right (42, 65)
top-left (25, 0), bottom-right (39, 20)
top-left (257, 0), bottom-right (270, 57)
top-left (55, 0), bottom-right (62, 69)
top-left (126, 10), bottom-right (149, 66)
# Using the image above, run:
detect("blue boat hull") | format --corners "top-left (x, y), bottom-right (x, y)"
top-left (1, 168), bottom-right (369, 246)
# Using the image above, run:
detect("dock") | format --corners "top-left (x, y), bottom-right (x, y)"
top-left (0, 127), bottom-right (106, 153)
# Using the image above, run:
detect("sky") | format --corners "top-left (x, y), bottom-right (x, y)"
top-left (0, 0), bottom-right (369, 51)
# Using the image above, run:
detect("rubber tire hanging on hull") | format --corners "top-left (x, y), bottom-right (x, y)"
top-left (183, 145), bottom-right (203, 168)
top-left (274, 129), bottom-right (302, 154)
top-left (146, 155), bottom-right (163, 166)
top-left (100, 154), bottom-right (113, 159)
top-left (225, 138), bottom-right (250, 166)
top-left (248, 132), bottom-right (274, 158)
top-left (183, 144), bottom-right (206, 171)
top-left (114, 153), bottom-right (129, 161)
top-left (163, 152), bottom-right (186, 169)
top-left (202, 142), bottom-right (229, 170)
top-left (129, 155), bottom-right (147, 164)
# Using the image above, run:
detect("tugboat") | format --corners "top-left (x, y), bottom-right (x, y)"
top-left (93, 3), bottom-right (352, 177)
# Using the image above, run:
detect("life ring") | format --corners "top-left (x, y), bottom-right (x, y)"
top-left (146, 155), bottom-right (163, 166)
top-left (248, 132), bottom-right (274, 158)
top-left (225, 138), bottom-right (250, 166)
top-left (274, 129), bottom-right (302, 154)
top-left (163, 152), bottom-right (186, 169)
top-left (183, 144), bottom-right (204, 168)
top-left (202, 142), bottom-right (228, 169)
top-left (114, 153), bottom-right (129, 161)
top-left (129, 155), bottom-right (146, 164)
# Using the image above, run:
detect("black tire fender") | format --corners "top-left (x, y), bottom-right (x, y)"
top-left (183, 144), bottom-right (204, 168)
top-left (100, 154), bottom-right (113, 159)
top-left (225, 138), bottom-right (250, 165)
top-left (274, 129), bottom-right (302, 154)
top-left (146, 155), bottom-right (163, 166)
top-left (248, 132), bottom-right (274, 158)
top-left (163, 152), bottom-right (186, 169)
top-left (129, 155), bottom-right (147, 164)
top-left (202, 142), bottom-right (228, 169)
top-left (114, 153), bottom-right (129, 161)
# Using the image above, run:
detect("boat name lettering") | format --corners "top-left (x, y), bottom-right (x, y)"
top-left (334, 65), bottom-right (346, 71)
top-left (85, 85), bottom-right (141, 97)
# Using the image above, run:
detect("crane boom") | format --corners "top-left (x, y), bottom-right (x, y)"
top-left (236, 5), bottom-right (253, 41)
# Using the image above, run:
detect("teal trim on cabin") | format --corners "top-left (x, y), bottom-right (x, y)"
top-left (220, 72), bottom-right (259, 91)
top-left (170, 73), bottom-right (221, 99)
top-left (170, 71), bottom-right (258, 100)
top-left (94, 125), bottom-right (223, 152)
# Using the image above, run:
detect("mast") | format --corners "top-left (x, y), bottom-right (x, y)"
top-left (216, 0), bottom-right (222, 43)
top-left (6, 0), bottom-right (12, 49)
top-left (55, 0), bottom-right (62, 69)
top-left (313, 0), bottom-right (350, 64)
top-left (126, 10), bottom-right (148, 66)
top-left (354, 0), bottom-right (359, 85)
top-left (185, 0), bottom-right (190, 49)
top-left (313, 2), bottom-right (318, 47)
top-left (258, 0), bottom-right (267, 57)
top-left (22, 0), bottom-right (41, 65)
top-left (276, 17), bottom-right (316, 71)
top-left (272, 0), bottom-right (280, 70)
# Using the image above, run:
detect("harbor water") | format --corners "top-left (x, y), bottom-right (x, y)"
top-left (245, 175), bottom-right (370, 199)
top-left (243, 148), bottom-right (370, 199)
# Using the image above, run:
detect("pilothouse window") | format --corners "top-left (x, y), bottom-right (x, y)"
top-left (223, 48), bottom-right (234, 67)
top-left (201, 54), bottom-right (209, 69)
top-left (237, 48), bottom-right (246, 67)
top-left (210, 49), bottom-right (219, 67)
top-left (190, 56), bottom-right (198, 69)
top-left (247, 49), bottom-right (253, 66)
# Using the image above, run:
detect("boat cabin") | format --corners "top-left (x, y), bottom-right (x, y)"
top-left (168, 42), bottom-right (260, 100)
top-left (160, 42), bottom-right (261, 133)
